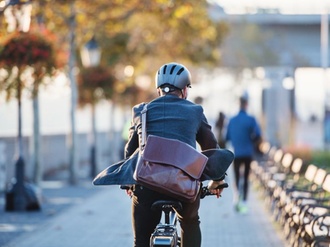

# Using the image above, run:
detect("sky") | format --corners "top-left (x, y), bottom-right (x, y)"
top-left (209, 0), bottom-right (330, 14)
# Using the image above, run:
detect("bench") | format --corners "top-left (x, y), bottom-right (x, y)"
top-left (281, 171), bottom-right (329, 246)
top-left (251, 148), bottom-right (284, 192)
top-left (250, 145), bottom-right (278, 189)
top-left (301, 211), bottom-right (330, 246)
top-left (295, 174), bottom-right (330, 246)
top-left (252, 144), bottom-right (330, 247)
top-left (270, 157), bottom-right (304, 220)
top-left (264, 152), bottom-right (294, 208)
top-left (275, 163), bottom-right (319, 227)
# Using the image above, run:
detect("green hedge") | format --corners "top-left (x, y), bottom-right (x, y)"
top-left (283, 146), bottom-right (330, 172)
top-left (310, 150), bottom-right (330, 171)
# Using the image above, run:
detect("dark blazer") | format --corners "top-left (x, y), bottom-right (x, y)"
top-left (93, 94), bottom-right (234, 186)
top-left (125, 94), bottom-right (219, 158)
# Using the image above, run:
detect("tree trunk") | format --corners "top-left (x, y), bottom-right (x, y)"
top-left (68, 1), bottom-right (78, 185)
top-left (32, 91), bottom-right (42, 185)
top-left (108, 101), bottom-right (117, 163)
top-left (15, 74), bottom-right (26, 210)
top-left (90, 104), bottom-right (97, 178)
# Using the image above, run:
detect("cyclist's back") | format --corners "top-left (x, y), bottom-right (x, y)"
top-left (131, 95), bottom-right (216, 149)
top-left (124, 62), bottom-right (230, 247)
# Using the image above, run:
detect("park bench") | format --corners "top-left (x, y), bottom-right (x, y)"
top-left (250, 145), bottom-right (278, 188)
top-left (255, 141), bottom-right (272, 162)
top-left (280, 170), bottom-right (329, 246)
top-left (252, 148), bottom-right (284, 192)
top-left (251, 144), bottom-right (330, 247)
top-left (299, 209), bottom-right (330, 246)
top-left (294, 174), bottom-right (330, 247)
top-left (270, 157), bottom-right (304, 219)
top-left (275, 163), bottom-right (319, 226)
top-left (264, 152), bottom-right (294, 207)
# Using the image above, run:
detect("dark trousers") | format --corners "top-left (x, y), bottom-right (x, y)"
top-left (132, 185), bottom-right (201, 247)
top-left (233, 156), bottom-right (252, 201)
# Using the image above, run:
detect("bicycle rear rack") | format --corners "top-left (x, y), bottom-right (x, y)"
top-left (150, 224), bottom-right (178, 247)
top-left (150, 200), bottom-right (182, 247)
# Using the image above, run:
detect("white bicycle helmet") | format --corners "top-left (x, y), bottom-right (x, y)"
top-left (155, 62), bottom-right (192, 89)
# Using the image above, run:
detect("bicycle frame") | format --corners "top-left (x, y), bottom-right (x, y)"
top-left (120, 183), bottom-right (228, 247)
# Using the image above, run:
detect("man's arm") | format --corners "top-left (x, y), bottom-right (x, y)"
top-left (196, 116), bottom-right (219, 150)
top-left (124, 104), bottom-right (145, 158)
top-left (124, 125), bottom-right (139, 159)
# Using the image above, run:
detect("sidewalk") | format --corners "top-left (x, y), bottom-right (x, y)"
top-left (1, 169), bottom-right (287, 247)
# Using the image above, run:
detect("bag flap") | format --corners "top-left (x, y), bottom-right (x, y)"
top-left (142, 135), bottom-right (208, 179)
top-left (200, 148), bottom-right (234, 181)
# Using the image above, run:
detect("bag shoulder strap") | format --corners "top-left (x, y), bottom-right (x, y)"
top-left (140, 104), bottom-right (148, 149)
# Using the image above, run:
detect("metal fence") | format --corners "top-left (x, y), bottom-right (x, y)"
top-left (0, 131), bottom-right (123, 191)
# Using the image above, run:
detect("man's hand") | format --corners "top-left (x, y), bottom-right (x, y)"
top-left (120, 185), bottom-right (133, 198)
top-left (125, 189), bottom-right (133, 198)
top-left (207, 180), bottom-right (228, 198)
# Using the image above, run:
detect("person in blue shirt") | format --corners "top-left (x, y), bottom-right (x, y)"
top-left (225, 95), bottom-right (261, 213)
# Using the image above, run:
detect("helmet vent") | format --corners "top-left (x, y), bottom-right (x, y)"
top-left (170, 65), bottom-right (177, 74)
top-left (177, 68), bottom-right (184, 75)
top-left (163, 65), bottom-right (167, 74)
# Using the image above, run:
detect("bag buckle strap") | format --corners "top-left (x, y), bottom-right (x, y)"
top-left (140, 104), bottom-right (148, 150)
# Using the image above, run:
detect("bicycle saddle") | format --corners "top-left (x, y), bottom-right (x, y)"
top-left (151, 200), bottom-right (183, 212)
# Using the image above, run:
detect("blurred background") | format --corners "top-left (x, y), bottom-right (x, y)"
top-left (0, 0), bottom-right (329, 197)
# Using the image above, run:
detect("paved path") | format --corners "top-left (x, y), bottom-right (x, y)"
top-left (2, 169), bottom-right (287, 247)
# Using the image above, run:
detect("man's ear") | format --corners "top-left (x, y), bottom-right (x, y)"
top-left (182, 87), bottom-right (188, 99)
top-left (157, 88), bottom-right (161, 96)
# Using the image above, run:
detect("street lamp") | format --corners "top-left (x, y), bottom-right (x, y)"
top-left (81, 36), bottom-right (101, 67)
top-left (80, 37), bottom-right (101, 178)
top-left (3, 0), bottom-right (40, 211)
top-left (283, 73), bottom-right (296, 146)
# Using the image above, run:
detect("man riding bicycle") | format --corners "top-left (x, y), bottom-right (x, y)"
top-left (123, 62), bottom-right (233, 247)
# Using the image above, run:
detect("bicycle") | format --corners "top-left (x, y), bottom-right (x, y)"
top-left (149, 182), bottom-right (229, 247)
top-left (121, 182), bottom-right (228, 247)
